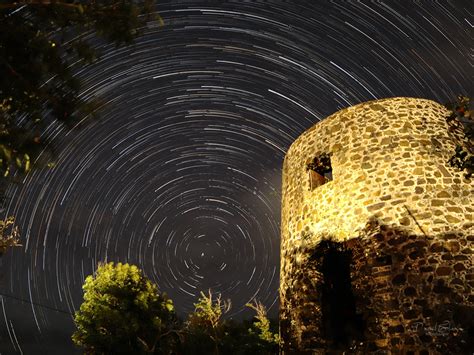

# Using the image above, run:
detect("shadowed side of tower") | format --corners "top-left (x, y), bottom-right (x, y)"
top-left (279, 97), bottom-right (473, 354)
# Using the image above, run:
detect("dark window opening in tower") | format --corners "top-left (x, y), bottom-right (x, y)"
top-left (318, 241), bottom-right (365, 350)
top-left (306, 153), bottom-right (332, 191)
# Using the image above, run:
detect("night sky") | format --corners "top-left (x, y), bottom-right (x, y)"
top-left (0, 1), bottom-right (472, 353)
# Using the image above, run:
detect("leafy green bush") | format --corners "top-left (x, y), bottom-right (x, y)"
top-left (72, 262), bottom-right (178, 354)
top-left (181, 291), bottom-right (278, 354)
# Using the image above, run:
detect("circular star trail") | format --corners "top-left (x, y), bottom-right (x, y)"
top-left (1, 1), bottom-right (472, 353)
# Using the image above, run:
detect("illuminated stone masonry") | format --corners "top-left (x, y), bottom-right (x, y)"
top-left (279, 97), bottom-right (473, 354)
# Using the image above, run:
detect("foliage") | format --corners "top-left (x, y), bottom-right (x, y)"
top-left (0, 1), bottom-right (159, 178)
top-left (445, 96), bottom-right (473, 179)
top-left (244, 301), bottom-right (279, 354)
top-left (246, 300), bottom-right (279, 347)
top-left (306, 153), bottom-right (332, 175)
top-left (181, 290), bottom-right (231, 354)
top-left (72, 262), bottom-right (178, 354)
top-left (181, 291), bottom-right (278, 354)
top-left (0, 216), bottom-right (21, 256)
top-left (188, 291), bottom-right (232, 331)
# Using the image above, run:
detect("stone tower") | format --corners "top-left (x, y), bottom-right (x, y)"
top-left (279, 97), bottom-right (473, 354)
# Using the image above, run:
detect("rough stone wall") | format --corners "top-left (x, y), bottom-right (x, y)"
top-left (347, 221), bottom-right (473, 354)
top-left (279, 97), bottom-right (473, 353)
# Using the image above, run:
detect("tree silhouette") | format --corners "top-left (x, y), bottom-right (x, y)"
top-left (0, 1), bottom-right (159, 178)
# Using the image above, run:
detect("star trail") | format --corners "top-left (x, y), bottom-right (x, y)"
top-left (0, 1), bottom-right (472, 353)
